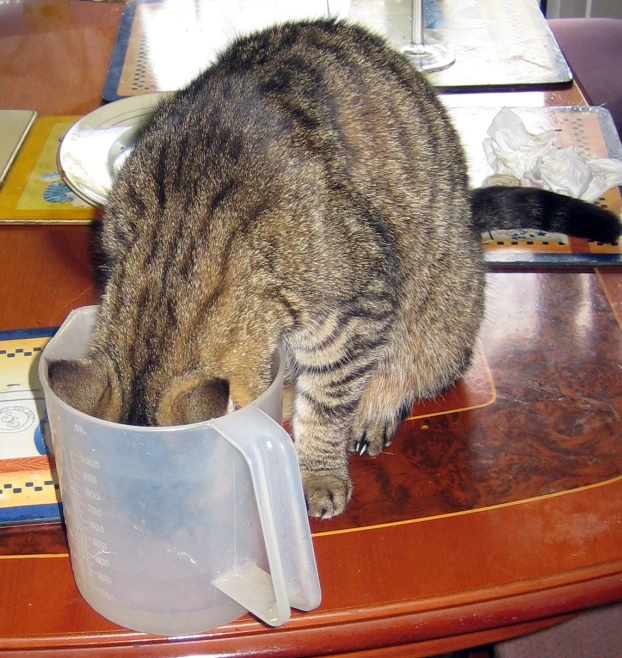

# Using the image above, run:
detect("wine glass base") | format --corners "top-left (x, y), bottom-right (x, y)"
top-left (401, 42), bottom-right (455, 72)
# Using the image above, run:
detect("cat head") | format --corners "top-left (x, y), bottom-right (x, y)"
top-left (47, 357), bottom-right (230, 426)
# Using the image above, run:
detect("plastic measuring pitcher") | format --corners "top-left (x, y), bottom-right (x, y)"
top-left (39, 306), bottom-right (320, 636)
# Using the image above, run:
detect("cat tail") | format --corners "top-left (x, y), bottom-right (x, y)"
top-left (469, 186), bottom-right (622, 244)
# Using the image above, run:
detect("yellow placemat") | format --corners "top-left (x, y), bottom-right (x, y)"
top-left (0, 116), bottom-right (100, 224)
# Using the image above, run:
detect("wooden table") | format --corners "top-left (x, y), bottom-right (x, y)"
top-left (1, 2), bottom-right (621, 657)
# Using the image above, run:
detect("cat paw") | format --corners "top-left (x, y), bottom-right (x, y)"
top-left (301, 472), bottom-right (352, 519)
top-left (351, 418), bottom-right (399, 457)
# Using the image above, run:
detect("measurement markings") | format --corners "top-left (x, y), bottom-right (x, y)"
top-left (68, 451), bottom-right (111, 588)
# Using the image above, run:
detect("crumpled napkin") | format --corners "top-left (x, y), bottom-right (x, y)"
top-left (482, 107), bottom-right (622, 203)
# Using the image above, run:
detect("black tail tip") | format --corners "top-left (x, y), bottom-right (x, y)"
top-left (570, 204), bottom-right (622, 244)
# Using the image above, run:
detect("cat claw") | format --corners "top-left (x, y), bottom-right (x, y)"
top-left (354, 431), bottom-right (369, 456)
top-left (352, 417), bottom-right (402, 457)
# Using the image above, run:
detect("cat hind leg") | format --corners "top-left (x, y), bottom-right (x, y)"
top-left (351, 342), bottom-right (475, 457)
top-left (351, 367), bottom-right (415, 457)
top-left (353, 403), bottom-right (412, 456)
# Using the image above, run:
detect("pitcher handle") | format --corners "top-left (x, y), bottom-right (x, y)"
top-left (211, 406), bottom-right (321, 626)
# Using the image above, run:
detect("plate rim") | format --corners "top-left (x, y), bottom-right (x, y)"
top-left (57, 92), bottom-right (172, 207)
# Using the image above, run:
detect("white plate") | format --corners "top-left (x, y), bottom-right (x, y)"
top-left (58, 93), bottom-right (173, 207)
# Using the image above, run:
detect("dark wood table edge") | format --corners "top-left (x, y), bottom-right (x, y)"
top-left (2, 560), bottom-right (620, 656)
top-left (0, 617), bottom-right (576, 658)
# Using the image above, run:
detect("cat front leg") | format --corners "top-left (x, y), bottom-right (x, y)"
top-left (285, 302), bottom-right (394, 518)
top-left (293, 397), bottom-right (354, 519)
top-left (291, 366), bottom-right (366, 519)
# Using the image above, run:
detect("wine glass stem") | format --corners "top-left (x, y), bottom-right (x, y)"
top-left (412, 0), bottom-right (424, 46)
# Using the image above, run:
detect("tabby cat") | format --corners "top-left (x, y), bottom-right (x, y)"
top-left (49, 19), bottom-right (621, 519)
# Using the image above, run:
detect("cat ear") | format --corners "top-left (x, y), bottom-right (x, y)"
top-left (47, 359), bottom-right (121, 421)
top-left (156, 377), bottom-right (230, 426)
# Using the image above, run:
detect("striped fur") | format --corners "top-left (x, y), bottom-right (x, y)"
top-left (49, 19), bottom-right (621, 518)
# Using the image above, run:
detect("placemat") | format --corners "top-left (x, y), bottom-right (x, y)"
top-left (351, 0), bottom-right (572, 91)
top-left (0, 329), bottom-right (60, 526)
top-left (103, 0), bottom-right (348, 101)
top-left (0, 117), bottom-right (100, 224)
top-left (0, 110), bottom-right (37, 187)
top-left (449, 105), bottom-right (622, 267)
top-left (103, 0), bottom-right (571, 102)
